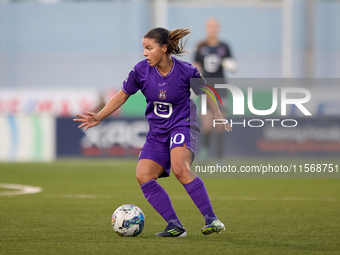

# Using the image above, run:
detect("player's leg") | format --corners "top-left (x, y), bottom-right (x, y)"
top-left (137, 140), bottom-right (186, 237)
top-left (170, 143), bottom-right (196, 185)
top-left (170, 130), bottom-right (225, 235)
top-left (136, 158), bottom-right (164, 185)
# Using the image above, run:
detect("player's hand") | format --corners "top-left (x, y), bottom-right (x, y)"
top-left (213, 115), bottom-right (232, 132)
top-left (224, 122), bottom-right (232, 132)
top-left (73, 111), bottom-right (101, 131)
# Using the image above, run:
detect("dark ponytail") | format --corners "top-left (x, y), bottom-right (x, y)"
top-left (144, 27), bottom-right (191, 55)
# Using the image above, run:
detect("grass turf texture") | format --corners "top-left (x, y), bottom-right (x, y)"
top-left (0, 159), bottom-right (339, 255)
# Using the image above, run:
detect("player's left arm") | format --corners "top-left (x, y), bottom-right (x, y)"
top-left (191, 66), bottom-right (231, 131)
top-left (204, 85), bottom-right (232, 132)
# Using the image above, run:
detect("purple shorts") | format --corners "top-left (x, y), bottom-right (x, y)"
top-left (138, 126), bottom-right (200, 178)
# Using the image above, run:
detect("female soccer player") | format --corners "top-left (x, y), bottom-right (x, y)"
top-left (74, 27), bottom-right (231, 237)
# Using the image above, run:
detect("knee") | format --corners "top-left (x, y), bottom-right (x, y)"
top-left (136, 159), bottom-right (164, 185)
top-left (136, 170), bottom-right (148, 185)
top-left (172, 163), bottom-right (190, 180)
top-left (136, 169), bottom-right (158, 185)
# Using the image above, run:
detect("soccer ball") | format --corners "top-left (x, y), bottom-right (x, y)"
top-left (111, 204), bottom-right (145, 237)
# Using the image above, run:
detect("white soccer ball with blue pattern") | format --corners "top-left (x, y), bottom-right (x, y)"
top-left (111, 204), bottom-right (145, 237)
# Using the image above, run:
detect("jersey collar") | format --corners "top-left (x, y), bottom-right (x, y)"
top-left (155, 57), bottom-right (176, 79)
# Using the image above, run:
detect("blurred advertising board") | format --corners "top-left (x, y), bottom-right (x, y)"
top-left (223, 117), bottom-right (340, 156)
top-left (56, 116), bottom-right (339, 159)
top-left (0, 115), bottom-right (55, 162)
top-left (0, 89), bottom-right (119, 117)
top-left (57, 117), bottom-right (148, 157)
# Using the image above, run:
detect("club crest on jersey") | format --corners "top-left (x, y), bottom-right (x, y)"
top-left (158, 90), bottom-right (167, 100)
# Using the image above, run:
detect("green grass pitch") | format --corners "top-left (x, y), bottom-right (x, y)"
top-left (0, 158), bottom-right (339, 255)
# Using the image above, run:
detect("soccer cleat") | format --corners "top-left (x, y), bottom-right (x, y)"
top-left (155, 223), bottom-right (187, 237)
top-left (201, 219), bottom-right (225, 235)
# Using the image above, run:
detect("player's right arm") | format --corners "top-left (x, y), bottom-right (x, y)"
top-left (73, 89), bottom-right (130, 131)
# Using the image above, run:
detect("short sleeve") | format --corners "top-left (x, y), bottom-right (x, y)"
top-left (191, 67), bottom-right (205, 96)
top-left (122, 67), bottom-right (140, 95)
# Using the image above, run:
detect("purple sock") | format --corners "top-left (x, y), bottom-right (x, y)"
top-left (140, 179), bottom-right (182, 227)
top-left (184, 177), bottom-right (217, 224)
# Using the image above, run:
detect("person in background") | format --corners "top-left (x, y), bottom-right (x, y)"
top-left (194, 18), bottom-right (238, 163)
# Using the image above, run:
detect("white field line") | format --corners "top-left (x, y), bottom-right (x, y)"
top-left (44, 194), bottom-right (112, 199)
top-left (0, 183), bottom-right (42, 196)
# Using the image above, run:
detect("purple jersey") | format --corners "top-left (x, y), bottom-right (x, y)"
top-left (122, 57), bottom-right (204, 137)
